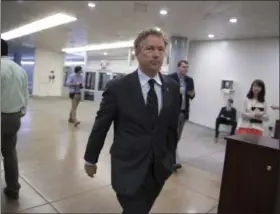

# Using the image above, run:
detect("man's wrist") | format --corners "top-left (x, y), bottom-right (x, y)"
top-left (85, 161), bottom-right (96, 166)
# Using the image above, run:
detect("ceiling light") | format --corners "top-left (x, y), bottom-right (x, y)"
top-left (1, 13), bottom-right (77, 41)
top-left (20, 61), bottom-right (85, 66)
top-left (155, 27), bottom-right (161, 31)
top-left (208, 34), bottom-right (215, 38)
top-left (62, 40), bottom-right (134, 53)
top-left (88, 2), bottom-right (96, 8)
top-left (160, 9), bottom-right (168, 16)
top-left (103, 52), bottom-right (108, 56)
top-left (131, 50), bottom-right (135, 55)
top-left (229, 17), bottom-right (238, 23)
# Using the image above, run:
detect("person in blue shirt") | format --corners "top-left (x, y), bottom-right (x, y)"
top-left (66, 66), bottom-right (83, 126)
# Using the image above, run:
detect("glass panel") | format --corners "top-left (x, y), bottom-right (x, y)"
top-left (22, 64), bottom-right (34, 95)
top-left (85, 72), bottom-right (96, 90)
top-left (98, 72), bottom-right (111, 91)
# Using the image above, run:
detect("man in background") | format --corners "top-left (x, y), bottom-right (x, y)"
top-left (168, 60), bottom-right (195, 170)
top-left (215, 98), bottom-right (237, 141)
top-left (1, 39), bottom-right (29, 200)
top-left (66, 66), bottom-right (83, 127)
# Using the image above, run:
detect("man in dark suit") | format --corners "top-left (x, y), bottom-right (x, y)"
top-left (215, 98), bottom-right (237, 140)
top-left (84, 29), bottom-right (180, 214)
top-left (168, 60), bottom-right (195, 170)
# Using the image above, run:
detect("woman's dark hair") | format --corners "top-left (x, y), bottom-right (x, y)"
top-left (246, 79), bottom-right (266, 102)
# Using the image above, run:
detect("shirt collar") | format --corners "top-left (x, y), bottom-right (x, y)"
top-left (138, 68), bottom-right (162, 87)
top-left (177, 72), bottom-right (187, 79)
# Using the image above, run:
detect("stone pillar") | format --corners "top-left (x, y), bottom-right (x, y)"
top-left (167, 36), bottom-right (189, 74)
top-left (128, 47), bottom-right (133, 66)
top-left (33, 49), bottom-right (64, 96)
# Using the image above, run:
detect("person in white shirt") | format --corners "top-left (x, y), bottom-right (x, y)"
top-left (236, 79), bottom-right (269, 136)
top-left (1, 39), bottom-right (29, 200)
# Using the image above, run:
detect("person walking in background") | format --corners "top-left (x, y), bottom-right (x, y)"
top-left (168, 60), bottom-right (195, 170)
top-left (1, 39), bottom-right (29, 200)
top-left (215, 98), bottom-right (237, 141)
top-left (84, 29), bottom-right (180, 214)
top-left (66, 66), bottom-right (83, 127)
top-left (236, 79), bottom-right (269, 136)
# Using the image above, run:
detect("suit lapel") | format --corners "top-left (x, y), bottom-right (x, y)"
top-left (174, 73), bottom-right (180, 84)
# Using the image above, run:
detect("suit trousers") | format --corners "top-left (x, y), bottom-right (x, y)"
top-left (116, 163), bottom-right (164, 214)
top-left (176, 112), bottom-right (186, 163)
top-left (1, 112), bottom-right (21, 192)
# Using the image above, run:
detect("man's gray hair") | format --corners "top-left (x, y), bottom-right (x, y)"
top-left (134, 28), bottom-right (168, 54)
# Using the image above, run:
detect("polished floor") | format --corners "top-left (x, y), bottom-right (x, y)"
top-left (1, 98), bottom-right (226, 213)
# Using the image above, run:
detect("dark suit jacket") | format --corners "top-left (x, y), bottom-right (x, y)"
top-left (218, 107), bottom-right (237, 121)
top-left (168, 73), bottom-right (195, 120)
top-left (84, 71), bottom-right (180, 196)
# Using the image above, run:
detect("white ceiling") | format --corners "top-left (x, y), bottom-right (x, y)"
top-left (2, 1), bottom-right (279, 55)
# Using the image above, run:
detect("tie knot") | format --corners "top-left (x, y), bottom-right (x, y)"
top-left (148, 79), bottom-right (156, 89)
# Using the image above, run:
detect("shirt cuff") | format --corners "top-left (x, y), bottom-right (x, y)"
top-left (85, 161), bottom-right (96, 166)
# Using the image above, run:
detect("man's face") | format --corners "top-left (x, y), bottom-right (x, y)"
top-left (178, 62), bottom-right (188, 76)
top-left (136, 35), bottom-right (166, 73)
top-left (227, 101), bottom-right (233, 107)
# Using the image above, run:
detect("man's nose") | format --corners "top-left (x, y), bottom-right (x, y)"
top-left (152, 50), bottom-right (160, 57)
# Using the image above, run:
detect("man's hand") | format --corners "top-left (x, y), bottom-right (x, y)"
top-left (84, 163), bottom-right (97, 178)
top-left (271, 105), bottom-right (280, 110)
top-left (187, 90), bottom-right (195, 97)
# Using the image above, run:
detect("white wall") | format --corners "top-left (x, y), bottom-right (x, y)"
top-left (33, 49), bottom-right (64, 96)
top-left (188, 38), bottom-right (279, 132)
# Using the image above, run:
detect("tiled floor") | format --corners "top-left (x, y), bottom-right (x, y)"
top-left (1, 98), bottom-right (226, 213)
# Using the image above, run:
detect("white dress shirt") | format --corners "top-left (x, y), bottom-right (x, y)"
top-left (138, 69), bottom-right (162, 114)
top-left (177, 73), bottom-right (186, 110)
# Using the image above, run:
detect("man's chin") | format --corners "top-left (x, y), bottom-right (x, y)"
top-left (149, 65), bottom-right (162, 72)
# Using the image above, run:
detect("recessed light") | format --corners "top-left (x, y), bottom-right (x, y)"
top-left (62, 40), bottom-right (134, 53)
top-left (160, 9), bottom-right (168, 16)
top-left (155, 27), bottom-right (161, 31)
top-left (229, 17), bottom-right (237, 23)
top-left (103, 52), bottom-right (108, 56)
top-left (208, 34), bottom-right (215, 38)
top-left (1, 13), bottom-right (77, 41)
top-left (88, 2), bottom-right (96, 8)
